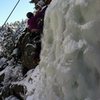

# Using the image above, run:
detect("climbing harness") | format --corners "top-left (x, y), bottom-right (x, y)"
top-left (2, 0), bottom-right (21, 28)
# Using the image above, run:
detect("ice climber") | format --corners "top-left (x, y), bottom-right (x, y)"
top-left (13, 0), bottom-right (51, 73)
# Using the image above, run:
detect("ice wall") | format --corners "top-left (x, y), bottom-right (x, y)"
top-left (30, 0), bottom-right (100, 100)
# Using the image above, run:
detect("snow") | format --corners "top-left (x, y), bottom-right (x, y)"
top-left (0, 57), bottom-right (7, 68)
top-left (5, 95), bottom-right (19, 100)
top-left (6, 66), bottom-right (41, 100)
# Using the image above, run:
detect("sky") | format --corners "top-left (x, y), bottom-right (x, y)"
top-left (0, 0), bottom-right (35, 26)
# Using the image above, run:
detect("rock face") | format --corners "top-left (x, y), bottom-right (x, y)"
top-left (30, 0), bottom-right (100, 100)
top-left (1, 84), bottom-right (26, 100)
top-left (17, 32), bottom-right (40, 71)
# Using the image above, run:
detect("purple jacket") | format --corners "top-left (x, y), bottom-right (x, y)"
top-left (27, 6), bottom-right (48, 32)
top-left (27, 16), bottom-right (35, 31)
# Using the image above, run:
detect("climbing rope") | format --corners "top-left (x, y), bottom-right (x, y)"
top-left (2, 0), bottom-right (21, 28)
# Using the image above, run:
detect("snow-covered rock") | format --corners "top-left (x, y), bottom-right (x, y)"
top-left (0, 21), bottom-right (26, 99)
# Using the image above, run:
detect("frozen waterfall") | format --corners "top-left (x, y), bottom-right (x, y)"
top-left (27, 0), bottom-right (100, 100)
